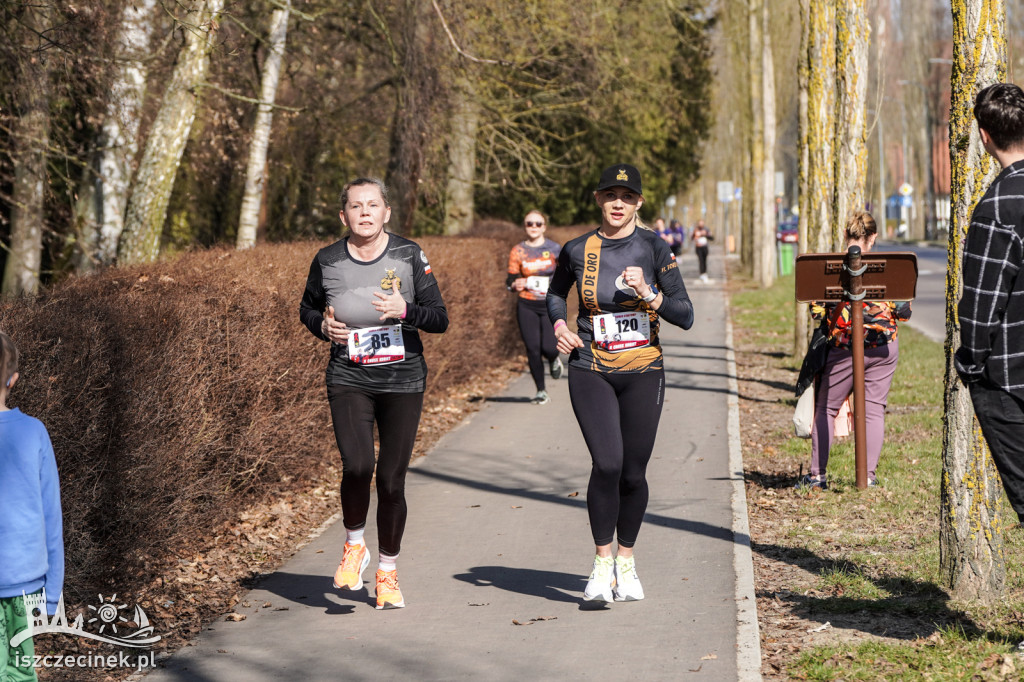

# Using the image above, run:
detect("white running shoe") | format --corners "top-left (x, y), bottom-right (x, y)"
top-left (549, 357), bottom-right (564, 380)
top-left (583, 555), bottom-right (616, 603)
top-left (531, 390), bottom-right (550, 405)
top-left (613, 555), bottom-right (645, 601)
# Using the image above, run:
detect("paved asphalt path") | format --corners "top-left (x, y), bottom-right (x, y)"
top-left (142, 248), bottom-right (759, 681)
top-left (874, 242), bottom-right (947, 343)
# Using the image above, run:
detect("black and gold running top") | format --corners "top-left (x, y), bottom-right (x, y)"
top-left (546, 227), bottom-right (694, 373)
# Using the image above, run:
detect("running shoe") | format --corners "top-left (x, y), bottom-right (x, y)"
top-left (375, 569), bottom-right (405, 609)
top-left (332, 542), bottom-right (370, 590)
top-left (531, 390), bottom-right (550, 405)
top-left (796, 474), bottom-right (828, 491)
top-left (549, 357), bottom-right (564, 380)
top-left (583, 555), bottom-right (616, 603)
top-left (867, 476), bottom-right (881, 488)
top-left (613, 555), bottom-right (645, 601)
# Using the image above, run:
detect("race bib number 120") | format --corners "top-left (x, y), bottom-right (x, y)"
top-left (349, 325), bottom-right (405, 365)
top-left (592, 311), bottom-right (651, 352)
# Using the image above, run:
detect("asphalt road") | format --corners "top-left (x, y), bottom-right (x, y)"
top-left (874, 242), bottom-right (947, 343)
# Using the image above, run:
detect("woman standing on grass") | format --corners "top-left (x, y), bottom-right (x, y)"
top-left (299, 177), bottom-right (449, 610)
top-left (546, 164), bottom-right (694, 603)
top-left (800, 211), bottom-right (911, 490)
top-left (507, 210), bottom-right (563, 405)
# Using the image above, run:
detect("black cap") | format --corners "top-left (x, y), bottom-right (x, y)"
top-left (595, 164), bottom-right (642, 195)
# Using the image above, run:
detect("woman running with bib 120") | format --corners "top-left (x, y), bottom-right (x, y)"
top-left (546, 164), bottom-right (694, 603)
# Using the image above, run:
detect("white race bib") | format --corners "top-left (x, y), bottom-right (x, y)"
top-left (592, 311), bottom-right (651, 352)
top-left (526, 275), bottom-right (550, 295)
top-left (349, 325), bottom-right (405, 365)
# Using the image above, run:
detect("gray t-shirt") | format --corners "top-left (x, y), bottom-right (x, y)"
top-left (300, 233), bottom-right (448, 392)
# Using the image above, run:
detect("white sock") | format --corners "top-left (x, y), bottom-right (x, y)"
top-left (379, 552), bottom-right (398, 572)
top-left (346, 528), bottom-right (365, 546)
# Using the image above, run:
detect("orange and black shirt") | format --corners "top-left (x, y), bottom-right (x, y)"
top-left (547, 227), bottom-right (694, 373)
top-left (811, 300), bottom-right (912, 350)
top-left (506, 239), bottom-right (561, 302)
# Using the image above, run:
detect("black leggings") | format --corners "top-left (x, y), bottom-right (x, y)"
top-left (567, 367), bottom-right (665, 547)
top-left (517, 298), bottom-right (558, 391)
top-left (696, 245), bottom-right (709, 275)
top-left (328, 384), bottom-right (424, 556)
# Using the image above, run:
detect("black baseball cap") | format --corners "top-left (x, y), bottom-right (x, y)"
top-left (595, 164), bottom-right (642, 195)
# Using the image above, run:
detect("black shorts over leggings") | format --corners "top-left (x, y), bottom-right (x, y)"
top-left (328, 383), bottom-right (424, 556)
top-left (568, 367), bottom-right (665, 547)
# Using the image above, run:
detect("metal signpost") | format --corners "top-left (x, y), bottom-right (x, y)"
top-left (795, 248), bottom-right (918, 489)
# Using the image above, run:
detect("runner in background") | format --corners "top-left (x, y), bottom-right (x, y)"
top-left (507, 210), bottom-right (563, 405)
top-left (547, 164), bottom-right (694, 604)
top-left (300, 177), bottom-right (449, 610)
top-left (669, 219), bottom-right (686, 256)
top-left (692, 219), bottom-right (713, 283)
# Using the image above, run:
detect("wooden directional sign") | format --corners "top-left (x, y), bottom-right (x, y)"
top-left (795, 252), bottom-right (918, 303)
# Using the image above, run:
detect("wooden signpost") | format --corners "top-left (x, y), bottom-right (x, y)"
top-left (795, 247), bottom-right (918, 489)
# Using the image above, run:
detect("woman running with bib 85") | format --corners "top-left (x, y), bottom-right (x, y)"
top-left (300, 177), bottom-right (448, 610)
top-left (546, 164), bottom-right (694, 603)
top-left (507, 210), bottom-right (563, 405)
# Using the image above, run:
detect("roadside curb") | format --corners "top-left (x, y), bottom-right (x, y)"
top-left (725, 288), bottom-right (763, 681)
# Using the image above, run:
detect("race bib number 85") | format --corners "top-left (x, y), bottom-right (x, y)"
top-left (593, 311), bottom-right (651, 352)
top-left (349, 325), bottom-right (405, 365)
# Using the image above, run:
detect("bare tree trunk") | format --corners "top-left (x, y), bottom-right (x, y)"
top-left (834, 0), bottom-right (870, 244)
top-left (2, 4), bottom-right (53, 297)
top-left (443, 76), bottom-right (478, 235)
top-left (794, 0), bottom-right (811, 357)
top-left (385, 0), bottom-right (436, 235)
top-left (237, 0), bottom-right (290, 250)
top-left (747, 0), bottom-right (765, 282)
top-left (806, 0), bottom-right (837, 253)
top-left (940, 0), bottom-right (1007, 602)
top-left (84, 0), bottom-right (159, 268)
top-left (119, 0), bottom-right (224, 265)
top-left (760, 0), bottom-right (777, 288)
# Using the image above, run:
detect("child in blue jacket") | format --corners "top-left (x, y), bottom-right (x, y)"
top-left (0, 332), bottom-right (63, 681)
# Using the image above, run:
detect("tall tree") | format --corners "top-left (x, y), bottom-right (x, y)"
top-left (759, 0), bottom-right (777, 288)
top-left (834, 0), bottom-right (869, 240)
top-left (805, 0), bottom-right (837, 253)
top-left (237, 0), bottom-right (291, 250)
top-left (2, 3), bottom-right (54, 297)
top-left (794, 0), bottom-right (811, 356)
top-left (940, 0), bottom-right (1007, 601)
top-left (119, 0), bottom-right (225, 264)
top-left (746, 0), bottom-right (765, 280)
top-left (442, 74), bottom-right (478, 235)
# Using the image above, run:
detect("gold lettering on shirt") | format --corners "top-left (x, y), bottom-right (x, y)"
top-left (581, 234), bottom-right (602, 313)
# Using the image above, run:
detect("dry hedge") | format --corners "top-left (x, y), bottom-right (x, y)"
top-left (0, 234), bottom-right (526, 600)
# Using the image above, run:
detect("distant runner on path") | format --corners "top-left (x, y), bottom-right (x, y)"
top-left (546, 163), bottom-right (694, 604)
top-left (299, 177), bottom-right (449, 610)
top-left (506, 210), bottom-right (563, 405)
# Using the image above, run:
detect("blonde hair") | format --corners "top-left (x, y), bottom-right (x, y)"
top-left (0, 332), bottom-right (18, 388)
top-left (523, 210), bottom-right (548, 226)
top-left (844, 211), bottom-right (877, 242)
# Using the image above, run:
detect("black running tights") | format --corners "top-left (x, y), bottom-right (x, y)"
top-left (327, 384), bottom-right (424, 556)
top-left (696, 245), bottom-right (709, 275)
top-left (517, 298), bottom-right (558, 391)
top-left (567, 367), bottom-right (665, 547)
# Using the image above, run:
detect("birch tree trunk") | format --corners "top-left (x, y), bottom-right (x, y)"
top-left (86, 0), bottom-right (159, 267)
top-left (805, 0), bottom-right (837, 254)
top-left (747, 0), bottom-right (765, 282)
top-left (2, 4), bottom-right (53, 297)
top-left (237, 0), bottom-right (290, 250)
top-left (940, 0), bottom-right (1007, 602)
top-left (794, 0), bottom-right (811, 357)
top-left (759, 0), bottom-right (777, 289)
top-left (443, 76), bottom-right (479, 235)
top-left (118, 0), bottom-right (225, 265)
top-left (834, 0), bottom-right (869, 246)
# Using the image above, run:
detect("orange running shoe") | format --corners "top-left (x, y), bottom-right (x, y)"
top-left (333, 542), bottom-right (370, 590)
top-left (375, 569), bottom-right (405, 609)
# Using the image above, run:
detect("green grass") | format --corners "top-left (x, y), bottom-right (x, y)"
top-left (732, 273), bottom-right (1024, 680)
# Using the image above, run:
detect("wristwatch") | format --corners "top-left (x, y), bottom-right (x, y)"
top-left (642, 288), bottom-right (658, 303)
